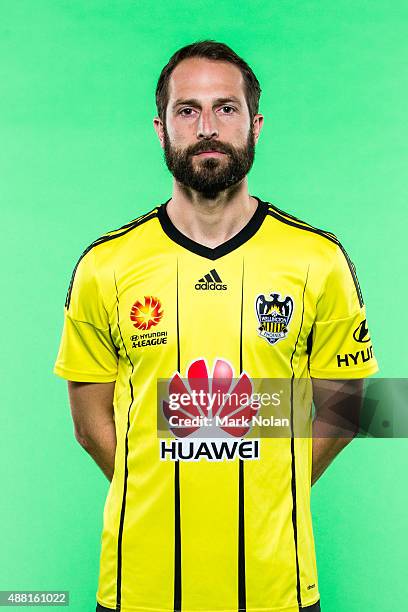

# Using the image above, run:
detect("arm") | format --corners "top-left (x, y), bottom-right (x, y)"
top-left (68, 381), bottom-right (117, 482)
top-left (311, 378), bottom-right (364, 485)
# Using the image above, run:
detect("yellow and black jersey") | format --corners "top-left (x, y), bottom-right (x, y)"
top-left (54, 196), bottom-right (378, 612)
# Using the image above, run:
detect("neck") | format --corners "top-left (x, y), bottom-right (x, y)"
top-left (166, 178), bottom-right (258, 249)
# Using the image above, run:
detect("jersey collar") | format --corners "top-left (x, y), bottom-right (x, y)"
top-left (157, 196), bottom-right (269, 260)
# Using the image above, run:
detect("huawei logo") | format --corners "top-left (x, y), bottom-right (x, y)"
top-left (162, 358), bottom-right (260, 438)
top-left (130, 296), bottom-right (163, 330)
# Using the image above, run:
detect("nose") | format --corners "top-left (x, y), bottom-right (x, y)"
top-left (197, 109), bottom-right (219, 140)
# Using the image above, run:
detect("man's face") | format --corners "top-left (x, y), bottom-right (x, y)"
top-left (155, 58), bottom-right (262, 199)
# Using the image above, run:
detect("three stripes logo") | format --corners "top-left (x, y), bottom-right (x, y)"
top-left (195, 268), bottom-right (227, 291)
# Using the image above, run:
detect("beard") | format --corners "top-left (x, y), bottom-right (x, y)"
top-left (163, 126), bottom-right (255, 200)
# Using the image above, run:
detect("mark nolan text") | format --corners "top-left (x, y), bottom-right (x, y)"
top-left (167, 415), bottom-right (289, 428)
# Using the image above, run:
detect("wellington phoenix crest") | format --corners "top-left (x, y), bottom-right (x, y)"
top-left (256, 292), bottom-right (294, 345)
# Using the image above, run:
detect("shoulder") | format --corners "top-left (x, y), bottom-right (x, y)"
top-left (80, 205), bottom-right (159, 259)
top-left (65, 204), bottom-right (160, 308)
top-left (261, 198), bottom-right (363, 305)
top-left (261, 198), bottom-right (348, 262)
top-left (263, 199), bottom-right (340, 247)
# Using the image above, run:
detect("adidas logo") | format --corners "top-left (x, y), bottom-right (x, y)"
top-left (195, 269), bottom-right (227, 291)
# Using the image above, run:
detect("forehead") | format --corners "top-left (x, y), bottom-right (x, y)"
top-left (168, 58), bottom-right (246, 102)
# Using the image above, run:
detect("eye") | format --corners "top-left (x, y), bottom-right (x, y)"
top-left (179, 107), bottom-right (195, 116)
top-left (220, 105), bottom-right (236, 114)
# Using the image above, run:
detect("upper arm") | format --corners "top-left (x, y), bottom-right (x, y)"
top-left (68, 381), bottom-right (116, 441)
top-left (54, 248), bottom-right (119, 383)
top-left (54, 247), bottom-right (119, 440)
top-left (312, 377), bottom-right (364, 436)
top-left (308, 243), bottom-right (379, 379)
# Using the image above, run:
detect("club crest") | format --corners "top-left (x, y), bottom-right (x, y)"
top-left (255, 292), bottom-right (294, 345)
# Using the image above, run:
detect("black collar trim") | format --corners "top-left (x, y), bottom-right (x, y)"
top-left (157, 196), bottom-right (269, 260)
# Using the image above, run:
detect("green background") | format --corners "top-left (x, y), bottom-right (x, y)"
top-left (1, 1), bottom-right (406, 610)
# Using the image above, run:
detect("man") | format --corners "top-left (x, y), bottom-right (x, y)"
top-left (54, 41), bottom-right (379, 612)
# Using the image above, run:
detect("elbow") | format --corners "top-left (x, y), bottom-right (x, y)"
top-left (74, 428), bottom-right (92, 450)
top-left (340, 430), bottom-right (358, 448)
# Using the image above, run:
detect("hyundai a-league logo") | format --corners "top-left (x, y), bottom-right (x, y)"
top-left (255, 292), bottom-right (294, 345)
top-left (130, 296), bottom-right (163, 330)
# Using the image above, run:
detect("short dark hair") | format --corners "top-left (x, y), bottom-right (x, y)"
top-left (155, 40), bottom-right (261, 123)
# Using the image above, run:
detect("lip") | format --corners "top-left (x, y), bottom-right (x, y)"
top-left (193, 151), bottom-right (226, 158)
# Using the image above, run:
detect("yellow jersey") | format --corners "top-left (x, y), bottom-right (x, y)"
top-left (54, 196), bottom-right (378, 612)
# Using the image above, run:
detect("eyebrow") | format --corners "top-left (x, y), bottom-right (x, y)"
top-left (172, 96), bottom-right (242, 109)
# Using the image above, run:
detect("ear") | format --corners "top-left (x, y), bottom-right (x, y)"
top-left (153, 116), bottom-right (165, 149)
top-left (252, 113), bottom-right (264, 144)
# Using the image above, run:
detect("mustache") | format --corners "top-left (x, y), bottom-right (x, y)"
top-left (186, 140), bottom-right (234, 156)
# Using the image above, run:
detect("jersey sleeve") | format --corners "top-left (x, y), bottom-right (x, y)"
top-left (308, 244), bottom-right (379, 379)
top-left (53, 248), bottom-right (119, 382)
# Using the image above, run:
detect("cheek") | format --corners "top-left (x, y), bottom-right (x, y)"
top-left (166, 116), bottom-right (250, 146)
top-left (166, 118), bottom-right (196, 144)
top-left (228, 125), bottom-right (251, 147)
top-left (220, 116), bottom-right (251, 140)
